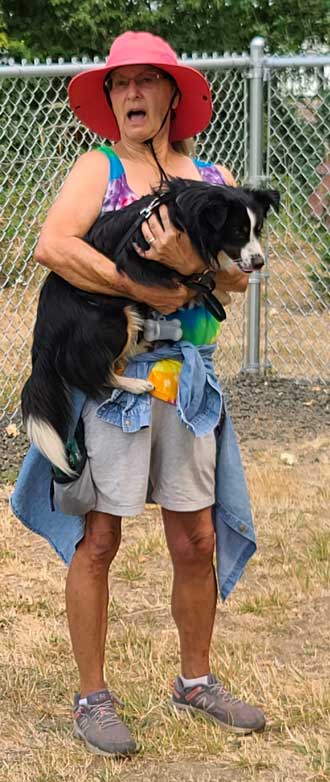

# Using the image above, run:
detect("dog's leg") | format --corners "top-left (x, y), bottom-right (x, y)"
top-left (109, 305), bottom-right (153, 394)
top-left (121, 306), bottom-right (148, 357)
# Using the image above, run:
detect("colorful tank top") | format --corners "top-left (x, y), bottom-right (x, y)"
top-left (98, 145), bottom-right (227, 405)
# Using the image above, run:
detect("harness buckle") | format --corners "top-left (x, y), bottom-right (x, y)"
top-left (139, 197), bottom-right (162, 220)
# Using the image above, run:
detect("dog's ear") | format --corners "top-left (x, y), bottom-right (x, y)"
top-left (175, 190), bottom-right (229, 232)
top-left (251, 189), bottom-right (280, 215)
top-left (202, 200), bottom-right (229, 231)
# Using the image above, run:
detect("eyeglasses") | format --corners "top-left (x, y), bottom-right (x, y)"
top-left (107, 71), bottom-right (167, 94)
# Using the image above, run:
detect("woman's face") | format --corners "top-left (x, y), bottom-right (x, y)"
top-left (107, 65), bottom-right (178, 143)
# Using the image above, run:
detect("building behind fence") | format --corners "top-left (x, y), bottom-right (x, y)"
top-left (1, 38), bottom-right (330, 421)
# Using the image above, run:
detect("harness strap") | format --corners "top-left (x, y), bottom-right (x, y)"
top-left (113, 192), bottom-right (173, 258)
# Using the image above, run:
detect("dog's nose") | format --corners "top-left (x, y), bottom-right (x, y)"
top-left (251, 255), bottom-right (264, 270)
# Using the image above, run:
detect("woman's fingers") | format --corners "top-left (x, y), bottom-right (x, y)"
top-left (136, 206), bottom-right (180, 260)
top-left (132, 240), bottom-right (148, 257)
top-left (147, 205), bottom-right (173, 235)
top-left (144, 205), bottom-right (177, 247)
top-left (134, 206), bottom-right (202, 275)
top-left (147, 213), bottom-right (165, 240)
top-left (140, 220), bottom-right (157, 246)
top-left (151, 204), bottom-right (173, 233)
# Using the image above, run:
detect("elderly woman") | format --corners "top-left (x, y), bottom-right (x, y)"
top-left (12, 31), bottom-right (265, 755)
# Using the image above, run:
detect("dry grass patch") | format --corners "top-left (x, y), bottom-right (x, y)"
top-left (1, 435), bottom-right (330, 781)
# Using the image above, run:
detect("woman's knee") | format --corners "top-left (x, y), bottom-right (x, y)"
top-left (173, 531), bottom-right (215, 569)
top-left (79, 511), bottom-right (122, 569)
top-left (164, 510), bottom-right (215, 569)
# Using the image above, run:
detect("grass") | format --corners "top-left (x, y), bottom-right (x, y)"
top-left (1, 432), bottom-right (330, 781)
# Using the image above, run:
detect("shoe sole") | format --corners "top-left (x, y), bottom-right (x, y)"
top-left (73, 722), bottom-right (139, 757)
top-left (170, 701), bottom-right (266, 735)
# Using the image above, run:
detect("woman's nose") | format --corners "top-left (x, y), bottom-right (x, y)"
top-left (127, 78), bottom-right (142, 97)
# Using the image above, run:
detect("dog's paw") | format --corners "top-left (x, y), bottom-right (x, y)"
top-left (111, 375), bottom-right (154, 394)
top-left (131, 379), bottom-right (154, 394)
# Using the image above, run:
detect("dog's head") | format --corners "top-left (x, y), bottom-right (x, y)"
top-left (220, 188), bottom-right (280, 273)
top-left (175, 183), bottom-right (280, 273)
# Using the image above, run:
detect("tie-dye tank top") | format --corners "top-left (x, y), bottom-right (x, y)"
top-left (98, 145), bottom-right (226, 405)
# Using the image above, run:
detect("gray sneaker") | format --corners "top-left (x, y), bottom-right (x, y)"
top-left (171, 674), bottom-right (266, 734)
top-left (73, 688), bottom-right (138, 756)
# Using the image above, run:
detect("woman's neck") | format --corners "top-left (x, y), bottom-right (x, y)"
top-left (114, 135), bottom-right (177, 169)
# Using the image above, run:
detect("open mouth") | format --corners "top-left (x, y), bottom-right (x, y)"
top-left (239, 258), bottom-right (264, 273)
top-left (235, 260), bottom-right (254, 273)
top-left (228, 257), bottom-right (264, 274)
top-left (222, 254), bottom-right (253, 273)
top-left (127, 110), bottom-right (147, 123)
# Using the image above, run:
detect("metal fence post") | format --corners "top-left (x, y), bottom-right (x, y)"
top-left (245, 36), bottom-right (265, 373)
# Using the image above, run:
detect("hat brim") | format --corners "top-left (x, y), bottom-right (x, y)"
top-left (68, 62), bottom-right (212, 143)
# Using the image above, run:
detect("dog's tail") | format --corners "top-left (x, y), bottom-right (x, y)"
top-left (21, 357), bottom-right (76, 477)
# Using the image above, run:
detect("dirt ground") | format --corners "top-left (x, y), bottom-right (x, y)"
top-left (1, 374), bottom-right (329, 782)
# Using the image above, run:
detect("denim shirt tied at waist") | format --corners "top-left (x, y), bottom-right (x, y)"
top-left (10, 341), bottom-right (256, 601)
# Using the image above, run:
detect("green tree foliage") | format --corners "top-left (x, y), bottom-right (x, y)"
top-left (1, 0), bottom-right (329, 60)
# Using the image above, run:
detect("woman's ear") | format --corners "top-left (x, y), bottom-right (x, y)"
top-left (172, 90), bottom-right (180, 111)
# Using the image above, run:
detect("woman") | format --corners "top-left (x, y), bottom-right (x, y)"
top-left (12, 31), bottom-right (265, 756)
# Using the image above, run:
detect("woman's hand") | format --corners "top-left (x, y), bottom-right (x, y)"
top-left (133, 204), bottom-right (205, 276)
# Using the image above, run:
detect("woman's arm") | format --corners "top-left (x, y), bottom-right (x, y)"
top-left (34, 151), bottom-right (191, 314)
top-left (35, 151), bottom-right (120, 292)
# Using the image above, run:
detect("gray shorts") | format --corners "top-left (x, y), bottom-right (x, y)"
top-left (79, 396), bottom-right (216, 516)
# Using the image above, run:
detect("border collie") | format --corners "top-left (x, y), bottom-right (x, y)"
top-left (21, 178), bottom-right (279, 475)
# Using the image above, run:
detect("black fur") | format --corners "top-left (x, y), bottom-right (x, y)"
top-left (21, 178), bottom-right (279, 471)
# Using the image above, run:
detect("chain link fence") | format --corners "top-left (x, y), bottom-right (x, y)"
top-left (263, 59), bottom-right (330, 380)
top-left (1, 42), bottom-right (330, 421)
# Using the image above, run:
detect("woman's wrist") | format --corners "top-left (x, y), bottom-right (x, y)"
top-left (176, 245), bottom-right (206, 276)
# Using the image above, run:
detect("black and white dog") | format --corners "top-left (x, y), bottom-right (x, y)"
top-left (21, 178), bottom-right (279, 475)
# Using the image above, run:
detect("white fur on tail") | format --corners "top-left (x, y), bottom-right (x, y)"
top-left (26, 416), bottom-right (76, 477)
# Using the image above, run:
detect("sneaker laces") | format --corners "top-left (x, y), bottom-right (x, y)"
top-left (208, 680), bottom-right (242, 705)
top-left (88, 693), bottom-right (125, 729)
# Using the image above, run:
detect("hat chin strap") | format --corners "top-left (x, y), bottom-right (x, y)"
top-left (103, 77), bottom-right (179, 186)
top-left (144, 88), bottom-right (178, 187)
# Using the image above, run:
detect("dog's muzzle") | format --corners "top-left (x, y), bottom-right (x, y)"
top-left (239, 253), bottom-right (265, 272)
top-left (250, 254), bottom-right (264, 270)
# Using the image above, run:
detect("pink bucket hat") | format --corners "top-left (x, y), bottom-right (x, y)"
top-left (68, 31), bottom-right (212, 142)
